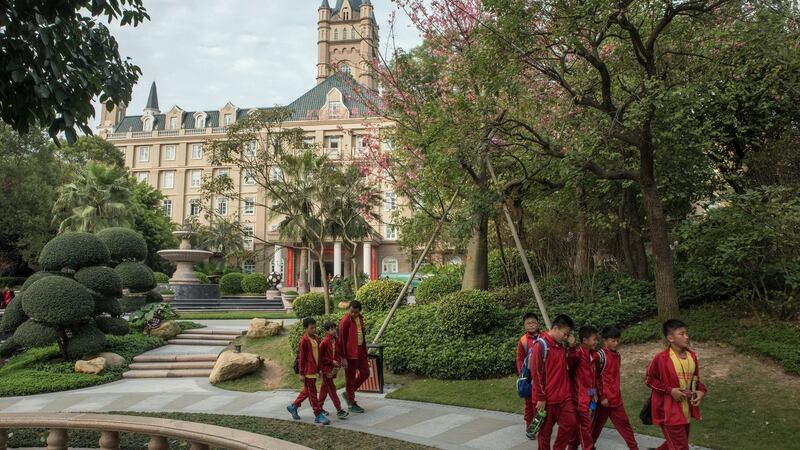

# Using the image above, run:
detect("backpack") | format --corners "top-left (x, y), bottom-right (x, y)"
top-left (596, 349), bottom-right (607, 374)
top-left (516, 336), bottom-right (549, 398)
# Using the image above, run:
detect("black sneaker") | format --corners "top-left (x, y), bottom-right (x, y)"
top-left (336, 409), bottom-right (350, 419)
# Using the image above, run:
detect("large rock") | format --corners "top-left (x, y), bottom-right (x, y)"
top-left (89, 352), bottom-right (126, 368)
top-left (209, 351), bottom-right (262, 384)
top-left (75, 357), bottom-right (107, 375)
top-left (246, 318), bottom-right (283, 338)
top-left (145, 320), bottom-right (181, 340)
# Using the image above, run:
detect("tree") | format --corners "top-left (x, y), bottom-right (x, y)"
top-left (58, 136), bottom-right (126, 176)
top-left (0, 1), bottom-right (148, 143)
top-left (53, 162), bottom-right (132, 233)
top-left (129, 180), bottom-right (178, 273)
top-left (200, 217), bottom-right (246, 261)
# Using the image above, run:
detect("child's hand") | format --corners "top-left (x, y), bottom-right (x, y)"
top-left (670, 388), bottom-right (690, 401)
top-left (341, 359), bottom-right (348, 368)
top-left (536, 400), bottom-right (546, 412)
top-left (601, 398), bottom-right (609, 407)
top-left (691, 390), bottom-right (705, 406)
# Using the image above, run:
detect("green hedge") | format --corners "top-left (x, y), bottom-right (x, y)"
top-left (74, 266), bottom-right (123, 297)
top-left (22, 276), bottom-right (94, 325)
top-left (292, 293), bottom-right (326, 318)
top-left (0, 276), bottom-right (26, 287)
top-left (145, 290), bottom-right (163, 304)
top-left (242, 273), bottom-right (268, 293)
top-left (11, 320), bottom-right (59, 348)
top-left (95, 316), bottom-right (130, 336)
top-left (119, 295), bottom-right (147, 314)
top-left (414, 274), bottom-right (461, 305)
top-left (65, 322), bottom-right (107, 360)
top-left (20, 272), bottom-right (57, 292)
top-left (95, 227), bottom-right (148, 263)
top-left (115, 262), bottom-right (156, 293)
top-left (93, 296), bottom-right (123, 317)
top-left (435, 290), bottom-right (501, 338)
top-left (38, 232), bottom-right (110, 271)
top-left (356, 279), bottom-right (406, 311)
top-left (219, 272), bottom-right (244, 294)
top-left (153, 272), bottom-right (170, 283)
top-left (0, 293), bottom-right (27, 332)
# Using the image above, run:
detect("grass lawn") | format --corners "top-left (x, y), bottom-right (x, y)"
top-left (5, 411), bottom-right (435, 450)
top-left (177, 311), bottom-right (296, 320)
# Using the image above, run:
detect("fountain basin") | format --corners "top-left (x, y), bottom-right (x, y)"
top-left (157, 231), bottom-right (213, 285)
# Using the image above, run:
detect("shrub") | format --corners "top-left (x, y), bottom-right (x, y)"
top-left (95, 227), bottom-right (148, 263)
top-left (0, 293), bottom-right (27, 332)
top-left (219, 272), bottom-right (245, 294)
top-left (115, 262), bottom-right (156, 293)
top-left (38, 232), bottom-right (110, 271)
top-left (129, 303), bottom-right (179, 330)
top-left (95, 316), bottom-right (130, 336)
top-left (119, 295), bottom-right (147, 313)
top-left (195, 272), bottom-right (210, 284)
top-left (0, 276), bottom-right (26, 287)
top-left (491, 284), bottom-right (534, 310)
top-left (356, 279), bottom-right (406, 311)
top-left (292, 293), bottom-right (326, 318)
top-left (22, 276), bottom-right (94, 325)
top-left (145, 290), bottom-right (163, 304)
top-left (435, 290), bottom-right (501, 338)
top-left (93, 296), bottom-right (123, 317)
top-left (11, 320), bottom-right (59, 348)
top-left (65, 322), bottom-right (107, 360)
top-left (331, 277), bottom-right (355, 304)
top-left (153, 272), bottom-right (170, 283)
top-left (288, 312), bottom-right (347, 355)
top-left (488, 249), bottom-right (536, 289)
top-left (74, 266), bottom-right (123, 297)
top-left (20, 272), bottom-right (57, 291)
top-left (242, 273), bottom-right (268, 293)
top-left (160, 289), bottom-right (175, 295)
top-left (415, 274), bottom-right (461, 305)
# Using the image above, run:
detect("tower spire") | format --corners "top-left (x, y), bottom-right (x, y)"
top-left (144, 81), bottom-right (160, 113)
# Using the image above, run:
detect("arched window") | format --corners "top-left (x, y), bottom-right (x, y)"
top-left (334, 29), bottom-right (339, 40)
top-left (142, 115), bottom-right (153, 132)
top-left (194, 112), bottom-right (207, 129)
top-left (382, 257), bottom-right (398, 274)
top-left (341, 64), bottom-right (351, 74)
top-left (343, 27), bottom-right (348, 40)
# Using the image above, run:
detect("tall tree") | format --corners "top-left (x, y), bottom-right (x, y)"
top-left (58, 136), bottom-right (126, 176)
top-left (129, 179), bottom-right (178, 272)
top-left (53, 162), bottom-right (132, 233)
top-left (200, 217), bottom-right (246, 261)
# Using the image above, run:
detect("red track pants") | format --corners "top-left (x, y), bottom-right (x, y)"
top-left (345, 357), bottom-right (370, 404)
top-left (318, 372), bottom-right (342, 411)
top-left (591, 404), bottom-right (639, 449)
top-left (292, 377), bottom-right (321, 416)
top-left (538, 400), bottom-right (577, 450)
top-left (524, 397), bottom-right (535, 426)
top-left (657, 424), bottom-right (690, 450)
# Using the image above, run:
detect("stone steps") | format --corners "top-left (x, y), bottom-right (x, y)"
top-left (185, 329), bottom-right (246, 336)
top-left (133, 354), bottom-right (218, 363)
top-left (175, 333), bottom-right (239, 341)
top-left (168, 339), bottom-right (234, 346)
top-left (128, 361), bottom-right (216, 370)
top-left (122, 368), bottom-right (213, 378)
top-left (171, 297), bottom-right (285, 311)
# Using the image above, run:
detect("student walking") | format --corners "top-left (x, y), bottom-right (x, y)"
top-left (516, 312), bottom-right (540, 438)
top-left (567, 325), bottom-right (600, 450)
top-left (317, 321), bottom-right (349, 419)
top-left (287, 317), bottom-right (330, 425)
top-left (338, 300), bottom-right (370, 413)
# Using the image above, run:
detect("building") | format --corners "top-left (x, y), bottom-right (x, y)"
top-left (98, 0), bottom-right (409, 291)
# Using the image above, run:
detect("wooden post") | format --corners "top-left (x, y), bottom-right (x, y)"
top-left (99, 430), bottom-right (120, 450)
top-left (46, 429), bottom-right (68, 450)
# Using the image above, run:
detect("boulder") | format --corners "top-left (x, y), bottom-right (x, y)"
top-left (145, 320), bottom-right (181, 340)
top-left (89, 352), bottom-right (125, 368)
top-left (246, 318), bottom-right (283, 338)
top-left (208, 350), bottom-right (262, 384)
top-left (75, 357), bottom-right (107, 375)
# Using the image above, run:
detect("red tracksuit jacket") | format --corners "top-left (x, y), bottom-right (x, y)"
top-left (531, 332), bottom-right (573, 404)
top-left (570, 346), bottom-right (600, 409)
top-left (516, 332), bottom-right (538, 375)
top-left (598, 348), bottom-right (623, 407)
top-left (297, 334), bottom-right (321, 377)
top-left (319, 334), bottom-right (342, 374)
top-left (645, 348), bottom-right (707, 426)
top-left (338, 313), bottom-right (368, 360)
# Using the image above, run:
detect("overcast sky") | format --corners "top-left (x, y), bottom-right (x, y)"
top-left (92, 0), bottom-right (421, 125)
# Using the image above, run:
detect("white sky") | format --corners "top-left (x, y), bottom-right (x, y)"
top-left (92, 0), bottom-right (422, 125)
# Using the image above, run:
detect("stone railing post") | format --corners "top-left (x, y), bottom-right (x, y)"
top-left (190, 443), bottom-right (210, 450)
top-left (148, 435), bottom-right (169, 450)
top-left (46, 428), bottom-right (68, 450)
top-left (0, 428), bottom-right (8, 450)
top-left (99, 430), bottom-right (121, 450)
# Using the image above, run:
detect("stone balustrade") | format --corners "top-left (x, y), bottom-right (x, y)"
top-left (0, 413), bottom-right (309, 450)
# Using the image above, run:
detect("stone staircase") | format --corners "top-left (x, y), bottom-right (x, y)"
top-left (171, 297), bottom-right (285, 311)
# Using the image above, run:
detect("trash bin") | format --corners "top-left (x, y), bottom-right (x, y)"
top-left (358, 343), bottom-right (386, 393)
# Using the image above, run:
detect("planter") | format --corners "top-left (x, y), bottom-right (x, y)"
top-left (281, 293), bottom-right (298, 311)
top-left (266, 289), bottom-right (281, 300)
top-left (162, 295), bottom-right (174, 304)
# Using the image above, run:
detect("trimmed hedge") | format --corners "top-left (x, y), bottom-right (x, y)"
top-left (119, 295), bottom-right (147, 314)
top-left (242, 273), bottom-right (268, 293)
top-left (11, 320), bottom-right (59, 348)
top-left (435, 290), bottom-right (501, 338)
top-left (195, 272), bottom-right (210, 284)
top-left (414, 274), bottom-right (460, 305)
top-left (219, 272), bottom-right (244, 294)
top-left (38, 232), bottom-right (110, 271)
top-left (65, 322), bottom-right (107, 360)
top-left (95, 316), bottom-right (130, 336)
top-left (22, 276), bottom-right (94, 325)
top-left (0, 276), bottom-right (26, 287)
top-left (145, 290), bottom-right (163, 304)
top-left (74, 266), bottom-right (123, 297)
top-left (115, 262), bottom-right (156, 293)
top-left (95, 227), bottom-right (148, 263)
top-left (153, 272), bottom-right (170, 283)
top-left (356, 279), bottom-right (406, 311)
top-left (93, 296), bottom-right (123, 317)
top-left (0, 293), bottom-right (27, 332)
top-left (20, 272), bottom-right (57, 291)
top-left (292, 293), bottom-right (326, 318)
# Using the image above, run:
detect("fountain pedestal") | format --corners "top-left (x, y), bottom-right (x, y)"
top-left (157, 230), bottom-right (216, 302)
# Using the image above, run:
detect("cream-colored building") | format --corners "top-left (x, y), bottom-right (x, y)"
top-left (98, 0), bottom-right (410, 290)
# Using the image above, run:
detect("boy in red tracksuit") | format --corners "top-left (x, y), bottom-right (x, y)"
top-left (287, 317), bottom-right (330, 425)
top-left (567, 325), bottom-right (600, 450)
top-left (516, 312), bottom-right (540, 438)
top-left (645, 319), bottom-right (707, 450)
top-left (318, 321), bottom-right (349, 419)
top-left (591, 326), bottom-right (639, 449)
top-left (338, 300), bottom-right (369, 413)
top-left (530, 314), bottom-right (578, 450)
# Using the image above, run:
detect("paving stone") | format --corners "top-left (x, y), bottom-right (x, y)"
top-left (463, 424), bottom-right (530, 450)
top-left (394, 412), bottom-right (477, 438)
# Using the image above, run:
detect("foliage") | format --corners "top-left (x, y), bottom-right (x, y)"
top-left (153, 272), bottom-right (169, 283)
top-left (37, 232), bottom-right (109, 271)
top-left (330, 276), bottom-right (356, 304)
top-left (95, 227), bottom-right (148, 264)
top-left (355, 279), bottom-right (406, 311)
top-left (414, 273), bottom-right (461, 305)
top-left (20, 272), bottom-right (57, 291)
top-left (129, 303), bottom-right (179, 330)
top-left (64, 322), bottom-right (106, 360)
top-left (292, 293), bottom-right (326, 319)
top-left (435, 290), bottom-right (501, 338)
top-left (52, 162), bottom-right (132, 233)
top-left (487, 249), bottom-right (536, 289)
top-left (21, 276), bottom-right (94, 325)
top-left (128, 180), bottom-right (177, 273)
top-left (0, 276), bottom-right (26, 287)
top-left (11, 320), bottom-right (59, 348)
top-left (94, 316), bottom-right (130, 336)
top-left (198, 218), bottom-right (246, 259)
top-left (114, 262), bottom-right (156, 293)
top-left (93, 296), bottom-right (122, 317)
top-left (0, 294), bottom-right (27, 332)
top-left (241, 272), bottom-right (268, 293)
top-left (144, 290), bottom-right (163, 304)
top-left (194, 271), bottom-right (211, 284)
top-left (74, 266), bottom-right (123, 297)
top-left (219, 272), bottom-right (245, 294)
top-left (160, 289), bottom-right (174, 295)
top-left (288, 312), bottom-right (349, 355)
top-left (59, 136), bottom-right (125, 171)
top-left (118, 295), bottom-right (146, 314)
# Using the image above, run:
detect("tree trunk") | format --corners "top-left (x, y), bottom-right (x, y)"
top-left (619, 187), bottom-right (649, 280)
top-left (298, 247), bottom-right (309, 293)
top-left (317, 251), bottom-right (331, 314)
top-left (462, 209), bottom-right (489, 290)
top-left (574, 190), bottom-right (591, 276)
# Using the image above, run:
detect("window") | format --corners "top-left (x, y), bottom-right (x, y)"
top-left (355, 135), bottom-right (369, 155)
top-left (383, 139), bottom-right (394, 151)
top-left (270, 224), bottom-right (279, 232)
top-left (244, 197), bottom-right (255, 215)
top-left (384, 224), bottom-right (398, 240)
top-left (190, 170), bottom-right (202, 188)
top-left (343, 27), bottom-right (348, 39)
top-left (382, 257), bottom-right (398, 274)
top-left (244, 168), bottom-right (256, 185)
top-left (169, 117), bottom-right (178, 130)
top-left (384, 192), bottom-right (397, 211)
top-left (224, 113), bottom-right (233, 126)
top-left (341, 64), bottom-right (351, 75)
top-left (270, 166), bottom-right (282, 181)
top-left (142, 115), bottom-right (153, 132)
top-left (446, 255), bottom-right (463, 265)
top-left (195, 114), bottom-right (206, 128)
top-left (189, 200), bottom-right (202, 216)
top-left (334, 29), bottom-right (339, 40)
top-left (244, 141), bottom-right (257, 157)
top-left (191, 144), bottom-right (203, 160)
top-left (324, 136), bottom-right (341, 157)
top-left (136, 172), bottom-right (148, 183)
top-left (243, 225), bottom-right (254, 249)
top-left (215, 168), bottom-right (230, 178)
top-left (216, 197), bottom-right (228, 215)
top-left (163, 145), bottom-right (176, 161)
top-left (162, 171), bottom-right (175, 189)
top-left (137, 146), bottom-right (149, 162)
top-left (162, 199), bottom-right (172, 217)
top-left (326, 102), bottom-right (343, 119)
top-left (302, 137), bottom-right (314, 149)
top-left (243, 259), bottom-right (256, 273)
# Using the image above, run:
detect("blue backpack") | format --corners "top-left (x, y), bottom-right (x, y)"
top-left (517, 336), bottom-right (549, 398)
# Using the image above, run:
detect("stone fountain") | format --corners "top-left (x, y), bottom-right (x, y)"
top-left (157, 228), bottom-right (219, 302)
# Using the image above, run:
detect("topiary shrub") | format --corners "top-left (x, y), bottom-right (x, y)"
top-left (119, 295), bottom-right (147, 313)
top-left (435, 289), bottom-right (500, 338)
top-left (95, 227), bottom-right (148, 263)
top-left (20, 272), bottom-right (57, 291)
top-left (415, 274), bottom-right (461, 305)
top-left (242, 273), bottom-right (268, 293)
top-left (292, 293), bottom-right (326, 318)
top-left (195, 272), bottom-right (210, 284)
top-left (10, 320), bottom-right (59, 348)
top-left (38, 232), bottom-right (110, 271)
top-left (145, 290), bottom-right (163, 304)
top-left (95, 316), bottom-right (130, 336)
top-left (0, 293), bottom-right (27, 333)
top-left (153, 272), bottom-right (170, 283)
top-left (115, 262), bottom-right (156, 293)
top-left (74, 266), bottom-right (123, 297)
top-left (22, 276), bottom-right (94, 325)
top-left (356, 279), bottom-right (406, 311)
top-left (65, 322), bottom-right (107, 360)
top-left (93, 296), bottom-right (123, 317)
top-left (219, 272), bottom-right (244, 294)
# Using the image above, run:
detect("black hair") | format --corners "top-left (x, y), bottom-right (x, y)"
top-left (602, 326), bottom-right (621, 339)
top-left (662, 319), bottom-right (687, 338)
top-left (552, 314), bottom-right (575, 330)
top-left (349, 300), bottom-right (362, 311)
top-left (302, 317), bottom-right (317, 328)
top-left (323, 320), bottom-right (337, 331)
top-left (522, 312), bottom-right (539, 324)
top-left (579, 325), bottom-right (598, 341)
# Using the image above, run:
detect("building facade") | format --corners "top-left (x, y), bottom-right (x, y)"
top-left (98, 0), bottom-right (410, 290)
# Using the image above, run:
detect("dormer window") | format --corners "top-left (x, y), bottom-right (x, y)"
top-left (141, 114), bottom-right (154, 132)
top-left (224, 114), bottom-right (233, 126)
top-left (169, 117), bottom-right (178, 129)
top-left (193, 112), bottom-right (207, 128)
top-left (342, 9), bottom-right (350, 20)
